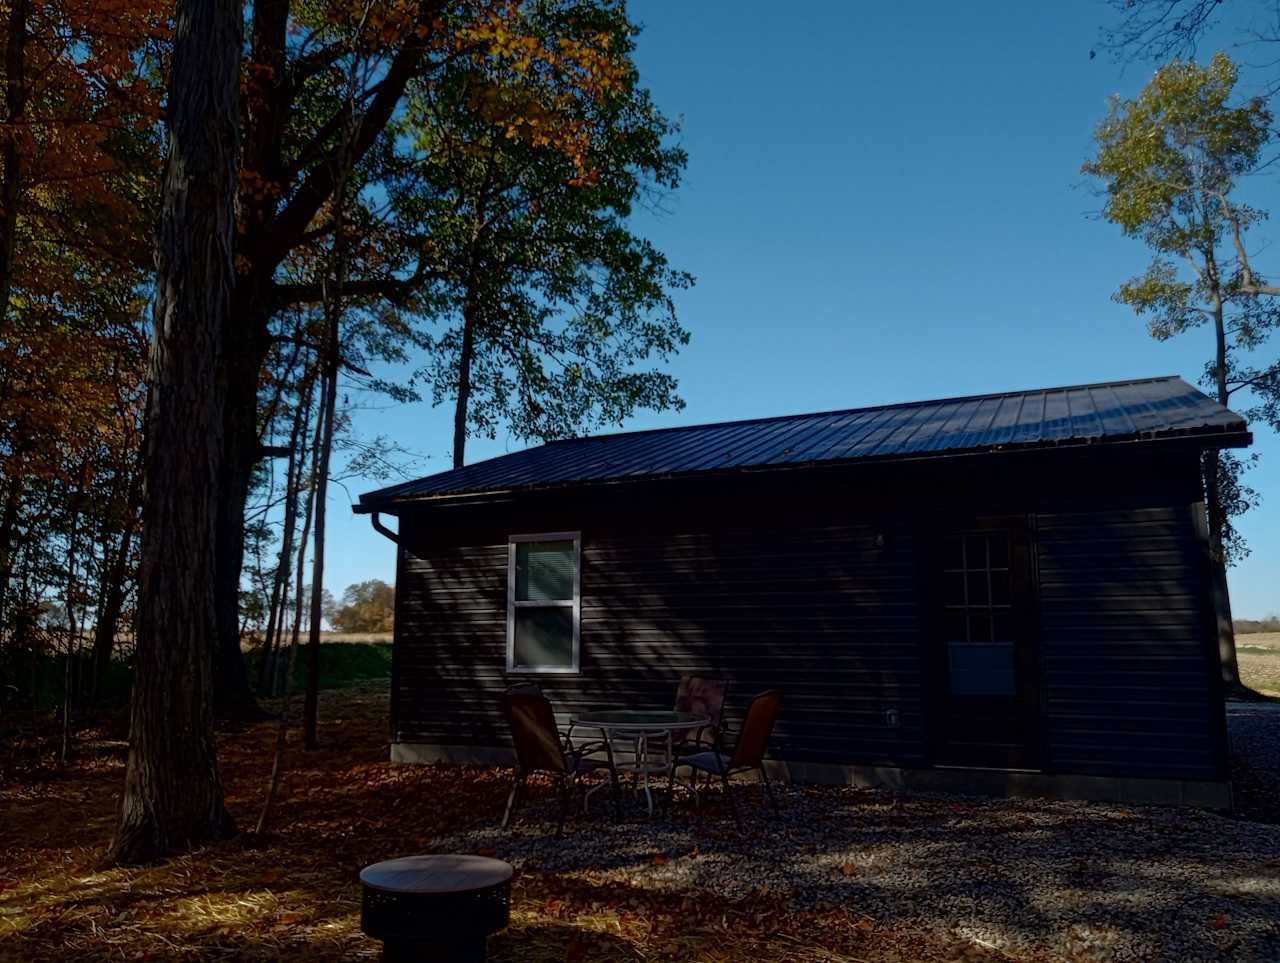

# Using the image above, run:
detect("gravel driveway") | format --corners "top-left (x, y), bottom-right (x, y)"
top-left (434, 769), bottom-right (1280, 962)
top-left (1228, 702), bottom-right (1280, 825)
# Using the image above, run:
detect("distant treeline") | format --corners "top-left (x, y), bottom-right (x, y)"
top-left (1236, 617), bottom-right (1280, 634)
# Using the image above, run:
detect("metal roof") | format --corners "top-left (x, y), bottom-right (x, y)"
top-left (357, 375), bottom-right (1249, 510)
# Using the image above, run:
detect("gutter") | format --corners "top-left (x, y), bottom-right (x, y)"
top-left (366, 510), bottom-right (399, 544)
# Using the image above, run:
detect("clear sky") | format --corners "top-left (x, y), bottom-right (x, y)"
top-left (323, 1), bottom-right (1278, 618)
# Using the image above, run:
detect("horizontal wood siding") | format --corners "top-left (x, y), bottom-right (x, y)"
top-left (394, 519), bottom-right (928, 767)
top-left (388, 447), bottom-right (1226, 782)
top-left (1035, 505), bottom-right (1222, 779)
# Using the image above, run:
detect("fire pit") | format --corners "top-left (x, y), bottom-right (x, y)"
top-left (359, 854), bottom-right (513, 962)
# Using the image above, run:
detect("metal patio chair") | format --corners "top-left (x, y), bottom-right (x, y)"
top-left (670, 689), bottom-right (783, 829)
top-left (499, 687), bottom-right (610, 837)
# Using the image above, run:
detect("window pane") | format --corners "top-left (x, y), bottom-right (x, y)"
top-left (516, 540), bottom-right (574, 601)
top-left (990, 570), bottom-right (1011, 606)
top-left (965, 535), bottom-right (988, 569)
top-left (948, 642), bottom-right (1016, 696)
top-left (969, 612), bottom-right (992, 643)
top-left (988, 534), bottom-right (1009, 568)
top-left (966, 571), bottom-right (989, 606)
top-left (513, 608), bottom-right (574, 669)
top-left (944, 611), bottom-right (968, 642)
top-left (992, 611), bottom-right (1014, 642)
top-left (942, 537), bottom-right (964, 570)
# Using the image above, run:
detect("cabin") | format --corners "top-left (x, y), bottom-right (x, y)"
top-left (355, 375), bottom-right (1250, 808)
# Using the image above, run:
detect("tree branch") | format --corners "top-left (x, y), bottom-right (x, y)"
top-left (258, 0), bottom-right (449, 268)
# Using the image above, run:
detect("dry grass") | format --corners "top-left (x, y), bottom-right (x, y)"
top-left (0, 686), bottom-right (1014, 962)
top-left (1238, 632), bottom-right (1280, 698)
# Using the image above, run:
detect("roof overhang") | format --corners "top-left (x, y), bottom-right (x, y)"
top-left (354, 427), bottom-right (1252, 515)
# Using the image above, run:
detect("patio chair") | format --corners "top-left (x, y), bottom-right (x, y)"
top-left (670, 689), bottom-right (782, 829)
top-left (673, 676), bottom-right (730, 754)
top-left (610, 676), bottom-right (729, 763)
top-left (499, 687), bottom-right (609, 837)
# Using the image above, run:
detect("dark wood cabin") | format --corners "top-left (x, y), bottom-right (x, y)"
top-left (356, 375), bottom-right (1250, 808)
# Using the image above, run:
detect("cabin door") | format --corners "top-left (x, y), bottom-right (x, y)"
top-left (928, 519), bottom-right (1040, 770)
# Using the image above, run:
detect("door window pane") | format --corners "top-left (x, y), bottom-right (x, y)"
top-left (512, 608), bottom-right (574, 669)
top-left (964, 535), bottom-right (988, 568)
top-left (948, 642), bottom-right (1016, 696)
top-left (939, 529), bottom-right (1018, 698)
top-left (966, 571), bottom-right (989, 606)
top-left (990, 571), bottom-right (1011, 605)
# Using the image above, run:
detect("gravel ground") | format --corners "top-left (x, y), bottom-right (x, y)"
top-left (1228, 703), bottom-right (1280, 775)
top-left (433, 772), bottom-right (1280, 963)
top-left (1228, 703), bottom-right (1280, 827)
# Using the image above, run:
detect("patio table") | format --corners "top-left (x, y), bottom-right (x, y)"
top-left (569, 709), bottom-right (710, 816)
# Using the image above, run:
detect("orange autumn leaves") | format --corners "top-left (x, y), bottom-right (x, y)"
top-left (0, 0), bottom-right (161, 488)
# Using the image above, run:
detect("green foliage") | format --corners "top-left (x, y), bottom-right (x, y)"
top-left (245, 641), bottom-right (392, 692)
top-left (1084, 53), bottom-right (1279, 563)
top-left (330, 579), bottom-right (395, 633)
top-left (1084, 54), bottom-right (1269, 255)
top-left (394, 2), bottom-right (693, 452)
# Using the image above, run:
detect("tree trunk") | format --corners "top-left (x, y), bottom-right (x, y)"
top-left (1208, 292), bottom-right (1241, 689)
top-left (92, 468), bottom-right (142, 700)
top-left (0, 0), bottom-right (28, 326)
top-left (106, 0), bottom-right (240, 866)
top-left (0, 478), bottom-right (23, 638)
top-left (452, 297), bottom-right (478, 470)
top-left (212, 284), bottom-right (274, 719)
top-left (61, 488), bottom-right (83, 767)
top-left (260, 367), bottom-right (314, 691)
top-left (255, 394), bottom-right (322, 832)
top-left (303, 309), bottom-right (340, 750)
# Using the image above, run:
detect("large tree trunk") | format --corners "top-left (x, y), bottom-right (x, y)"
top-left (212, 290), bottom-right (273, 718)
top-left (106, 0), bottom-right (241, 866)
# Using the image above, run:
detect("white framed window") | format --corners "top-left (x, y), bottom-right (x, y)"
top-left (506, 532), bottom-right (581, 674)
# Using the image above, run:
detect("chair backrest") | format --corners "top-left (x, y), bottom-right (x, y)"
top-left (674, 676), bottom-right (729, 745)
top-left (728, 690), bottom-right (782, 768)
top-left (500, 688), bottom-right (566, 775)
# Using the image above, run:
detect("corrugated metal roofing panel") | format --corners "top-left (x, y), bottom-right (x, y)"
top-left (358, 375), bottom-right (1249, 507)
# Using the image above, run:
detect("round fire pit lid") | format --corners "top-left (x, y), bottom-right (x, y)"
top-left (359, 854), bottom-right (513, 895)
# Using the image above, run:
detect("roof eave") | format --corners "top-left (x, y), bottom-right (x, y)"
top-left (353, 426), bottom-right (1251, 515)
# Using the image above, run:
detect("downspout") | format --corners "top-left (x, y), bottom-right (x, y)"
top-left (369, 510), bottom-right (399, 544)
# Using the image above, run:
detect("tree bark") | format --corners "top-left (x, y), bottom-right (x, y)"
top-left (303, 297), bottom-right (340, 750)
top-left (106, 0), bottom-right (240, 865)
top-left (0, 0), bottom-right (28, 326)
top-left (255, 390), bottom-right (322, 833)
top-left (260, 365), bottom-right (315, 692)
top-left (92, 468), bottom-right (142, 700)
top-left (452, 295), bottom-right (478, 469)
top-left (1207, 287), bottom-right (1241, 689)
top-left (0, 477), bottom-right (23, 638)
top-left (212, 315), bottom-right (272, 718)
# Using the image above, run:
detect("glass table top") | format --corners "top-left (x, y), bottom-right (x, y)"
top-left (571, 709), bottom-right (709, 730)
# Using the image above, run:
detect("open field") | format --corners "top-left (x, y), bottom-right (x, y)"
top-left (1238, 632), bottom-right (1280, 699)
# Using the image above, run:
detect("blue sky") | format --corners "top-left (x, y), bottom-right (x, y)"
top-left (324, 0), bottom-right (1278, 618)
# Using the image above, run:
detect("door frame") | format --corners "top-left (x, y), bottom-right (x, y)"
top-left (922, 513), bottom-right (1043, 771)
